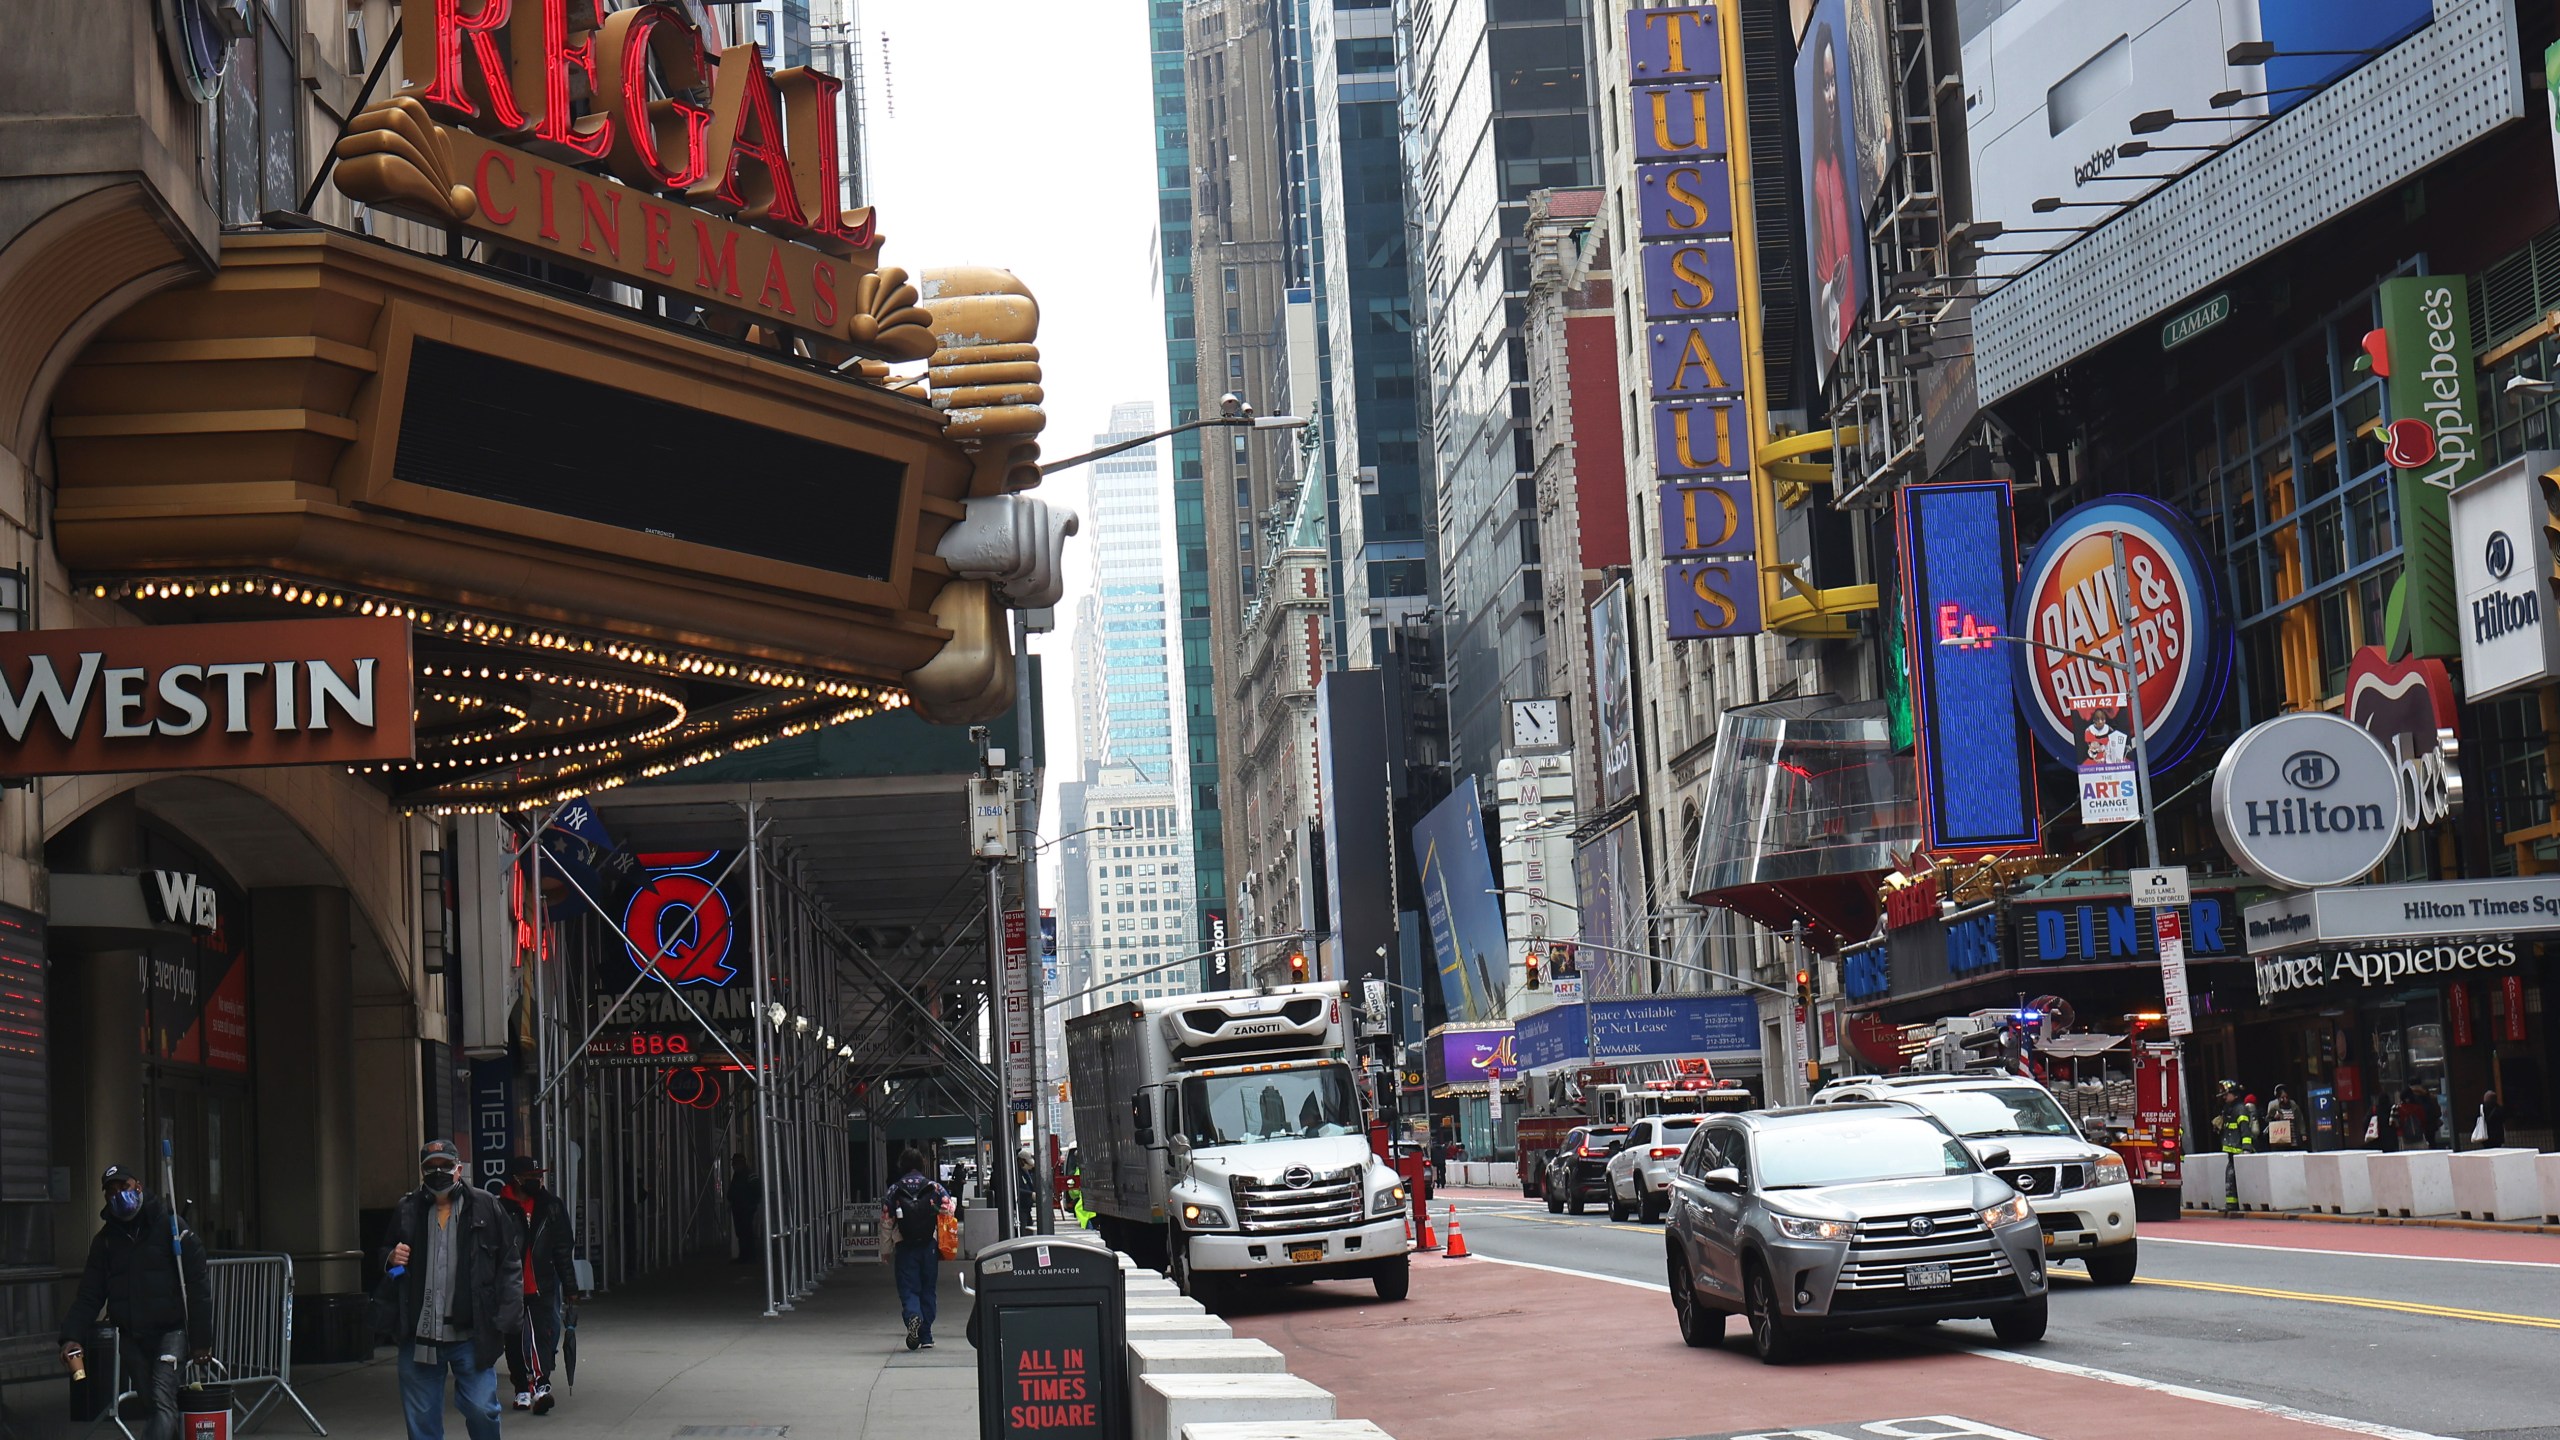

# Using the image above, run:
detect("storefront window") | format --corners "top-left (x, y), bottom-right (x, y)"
top-left (2112, 282), bottom-right (2407, 722)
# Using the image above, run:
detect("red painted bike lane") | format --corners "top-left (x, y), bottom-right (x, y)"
top-left (1224, 1251), bottom-right (2450, 1440)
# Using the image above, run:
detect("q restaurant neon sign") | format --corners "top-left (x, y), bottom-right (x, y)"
top-left (620, 851), bottom-right (737, 986)
top-left (2010, 496), bottom-right (2231, 771)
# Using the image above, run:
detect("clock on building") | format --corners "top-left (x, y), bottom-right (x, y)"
top-left (1509, 698), bottom-right (1562, 751)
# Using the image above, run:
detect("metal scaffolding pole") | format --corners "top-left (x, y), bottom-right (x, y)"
top-left (746, 792), bottom-right (783, 1315)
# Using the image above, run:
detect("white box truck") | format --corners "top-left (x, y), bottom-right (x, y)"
top-left (1064, 982), bottom-right (1412, 1304)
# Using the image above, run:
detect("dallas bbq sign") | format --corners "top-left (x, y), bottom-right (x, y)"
top-left (338, 1), bottom-right (930, 355)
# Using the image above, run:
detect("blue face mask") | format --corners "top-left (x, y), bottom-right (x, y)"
top-left (108, 1189), bottom-right (142, 1220)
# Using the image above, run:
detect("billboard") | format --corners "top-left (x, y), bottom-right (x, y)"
top-left (1958, 0), bottom-right (2433, 266)
top-left (1414, 776), bottom-right (1510, 1023)
top-left (1515, 1003), bottom-right (1590, 1071)
top-left (1589, 582), bottom-right (1639, 808)
top-left (1589, 995), bottom-right (1762, 1060)
top-left (1572, 818), bottom-right (1646, 997)
top-left (1796, 0), bottom-right (1872, 387)
top-left (1437, 1027), bottom-right (1518, 1087)
top-left (1897, 481), bottom-right (2040, 854)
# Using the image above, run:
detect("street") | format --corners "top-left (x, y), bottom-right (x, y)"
top-left (1222, 1194), bottom-right (2560, 1440)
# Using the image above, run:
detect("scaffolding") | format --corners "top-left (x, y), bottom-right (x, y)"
top-left (511, 789), bottom-right (1006, 1315)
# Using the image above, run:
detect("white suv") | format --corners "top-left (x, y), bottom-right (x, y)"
top-left (1814, 1074), bottom-right (2139, 1284)
top-left (1605, 1114), bottom-right (1705, 1223)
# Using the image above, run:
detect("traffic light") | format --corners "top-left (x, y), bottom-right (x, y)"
top-left (1525, 951), bottom-right (1543, 990)
top-left (1287, 951), bottom-right (1308, 981)
top-left (1795, 967), bottom-right (1813, 1006)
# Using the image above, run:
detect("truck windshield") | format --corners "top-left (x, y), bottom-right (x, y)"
top-left (1912, 1086), bottom-right (2081, 1139)
top-left (1180, 1064), bottom-right (1359, 1146)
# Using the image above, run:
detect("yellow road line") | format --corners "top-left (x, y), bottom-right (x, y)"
top-left (2061, 1269), bottom-right (2560, 1329)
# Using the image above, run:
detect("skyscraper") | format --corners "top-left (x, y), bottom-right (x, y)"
top-left (1314, 0), bottom-right (1429, 670)
top-left (1400, 0), bottom-right (1598, 782)
top-left (1147, 0), bottom-right (1227, 966)
top-left (1063, 403), bottom-right (1197, 1011)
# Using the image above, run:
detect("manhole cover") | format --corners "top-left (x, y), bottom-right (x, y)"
top-left (674, 1429), bottom-right (787, 1438)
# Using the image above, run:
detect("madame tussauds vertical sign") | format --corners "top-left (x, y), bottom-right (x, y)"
top-left (0, 619), bottom-right (415, 777)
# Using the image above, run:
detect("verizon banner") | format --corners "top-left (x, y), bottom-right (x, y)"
top-left (0, 619), bottom-right (414, 777)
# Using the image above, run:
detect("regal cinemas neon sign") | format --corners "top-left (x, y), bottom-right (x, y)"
top-left (341, 1), bottom-right (926, 351)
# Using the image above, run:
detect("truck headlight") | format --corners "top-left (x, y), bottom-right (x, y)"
top-left (2082, 1156), bottom-right (2129, 1188)
top-left (1979, 1194), bottom-right (2033, 1230)
top-left (1371, 1183), bottom-right (1407, 1216)
top-left (1181, 1202), bottom-right (1230, 1229)
top-left (1769, 1213), bottom-right (1849, 1242)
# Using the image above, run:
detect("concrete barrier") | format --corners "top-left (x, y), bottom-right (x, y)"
top-left (2182, 1152), bottom-right (2233, 1208)
top-left (1127, 1293), bottom-right (1211, 1316)
top-left (2368, 1150), bottom-right (2456, 1217)
top-left (1182, 1414), bottom-right (1402, 1424)
top-left (2233, 1152), bottom-right (2310, 1211)
top-left (1127, 1338), bottom-right (1288, 1381)
top-left (2449, 1148), bottom-right (2542, 1222)
top-left (1125, 1313), bottom-right (1234, 1345)
top-left (962, 1206), bottom-right (999, 1258)
top-left (1137, 1374), bottom-right (1335, 1440)
top-left (2304, 1151), bottom-right (2378, 1214)
top-left (1126, 1275), bottom-right (1182, 1295)
top-left (1488, 1162), bottom-right (1518, 1189)
top-left (2540, 1153), bottom-right (2560, 1224)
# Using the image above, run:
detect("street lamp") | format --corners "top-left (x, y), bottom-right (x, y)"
top-left (1037, 395), bottom-right (1311, 477)
top-left (1934, 531), bottom-right (2161, 872)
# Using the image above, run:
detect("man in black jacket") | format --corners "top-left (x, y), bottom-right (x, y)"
top-left (495, 1156), bottom-right (578, 1414)
top-left (376, 1140), bottom-right (522, 1440)
top-left (58, 1165), bottom-right (212, 1440)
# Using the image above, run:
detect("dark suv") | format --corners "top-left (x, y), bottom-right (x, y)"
top-left (1661, 1103), bottom-right (2049, 1363)
top-left (1542, 1124), bottom-right (1630, 1214)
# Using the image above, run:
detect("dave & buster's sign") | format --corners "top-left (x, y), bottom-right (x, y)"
top-left (0, 619), bottom-right (414, 777)
top-left (2011, 496), bottom-right (2231, 771)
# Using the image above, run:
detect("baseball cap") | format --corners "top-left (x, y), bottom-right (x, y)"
top-left (421, 1140), bottom-right (463, 1167)
top-left (506, 1155), bottom-right (547, 1178)
top-left (99, 1164), bottom-right (139, 1193)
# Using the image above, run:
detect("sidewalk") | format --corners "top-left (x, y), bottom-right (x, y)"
top-left (285, 1253), bottom-right (976, 1440)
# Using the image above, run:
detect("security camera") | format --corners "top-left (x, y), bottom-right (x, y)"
top-left (1218, 392), bottom-right (1251, 420)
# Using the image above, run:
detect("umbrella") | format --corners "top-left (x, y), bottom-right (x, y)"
top-left (563, 1301), bottom-right (579, 1387)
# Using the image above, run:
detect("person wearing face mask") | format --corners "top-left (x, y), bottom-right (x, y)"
top-left (372, 1140), bottom-right (523, 1440)
top-left (58, 1165), bottom-right (212, 1440)
top-left (495, 1157), bottom-right (578, 1415)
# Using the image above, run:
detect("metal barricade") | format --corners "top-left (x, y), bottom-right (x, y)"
top-left (206, 1253), bottom-right (325, 1435)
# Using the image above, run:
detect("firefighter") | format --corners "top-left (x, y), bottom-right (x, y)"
top-left (2213, 1080), bottom-right (2260, 1212)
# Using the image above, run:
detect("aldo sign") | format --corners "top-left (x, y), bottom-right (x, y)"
top-left (2211, 712), bottom-right (2405, 890)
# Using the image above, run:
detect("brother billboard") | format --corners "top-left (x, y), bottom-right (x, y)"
top-left (1958, 0), bottom-right (2433, 273)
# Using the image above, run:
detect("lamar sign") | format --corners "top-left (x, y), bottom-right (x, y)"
top-left (0, 619), bottom-right (415, 778)
top-left (337, 1), bottom-right (923, 354)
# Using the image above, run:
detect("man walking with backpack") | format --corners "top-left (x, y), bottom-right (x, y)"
top-left (58, 1165), bottom-right (212, 1440)
top-left (885, 1149), bottom-right (953, 1350)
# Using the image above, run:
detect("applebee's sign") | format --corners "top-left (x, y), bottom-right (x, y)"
top-left (0, 619), bottom-right (414, 777)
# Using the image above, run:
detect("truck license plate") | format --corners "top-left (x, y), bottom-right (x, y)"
top-left (1289, 1243), bottom-right (1326, 1263)
top-left (1904, 1262), bottom-right (1951, 1290)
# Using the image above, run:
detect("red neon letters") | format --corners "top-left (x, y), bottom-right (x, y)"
top-left (404, 0), bottom-right (863, 253)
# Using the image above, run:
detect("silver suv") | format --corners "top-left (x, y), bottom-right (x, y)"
top-left (1814, 1073), bottom-right (2138, 1284)
top-left (1662, 1103), bottom-right (2050, 1363)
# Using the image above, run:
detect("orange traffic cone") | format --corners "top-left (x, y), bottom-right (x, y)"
top-left (1442, 1203), bottom-right (1470, 1260)
top-left (1419, 1208), bottom-right (1439, 1251)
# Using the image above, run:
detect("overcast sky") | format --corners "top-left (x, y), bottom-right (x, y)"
top-left (861, 0), bottom-right (1169, 890)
